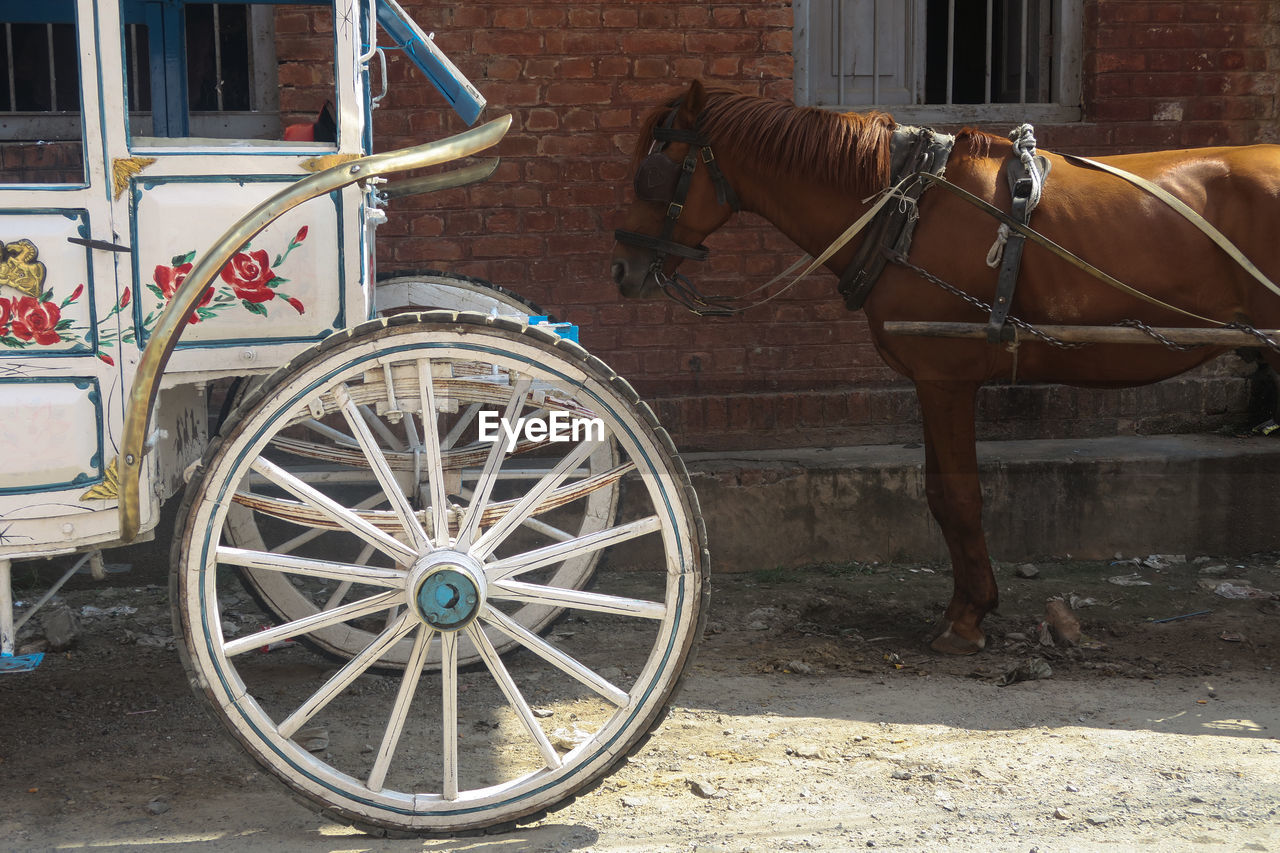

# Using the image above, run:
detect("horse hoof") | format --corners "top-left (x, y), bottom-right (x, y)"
top-left (929, 621), bottom-right (986, 656)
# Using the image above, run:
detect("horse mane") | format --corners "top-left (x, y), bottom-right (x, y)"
top-left (957, 127), bottom-right (999, 159)
top-left (700, 91), bottom-right (897, 193)
top-left (634, 89), bottom-right (896, 196)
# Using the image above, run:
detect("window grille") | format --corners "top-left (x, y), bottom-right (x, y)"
top-left (0, 3), bottom-right (287, 141)
top-left (794, 0), bottom-right (1082, 123)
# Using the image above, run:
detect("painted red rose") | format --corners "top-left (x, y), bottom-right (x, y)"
top-left (0, 296), bottom-right (11, 336)
top-left (154, 262), bottom-right (193, 299)
top-left (10, 296), bottom-right (62, 345)
top-left (219, 249), bottom-right (277, 304)
top-left (153, 262), bottom-right (213, 324)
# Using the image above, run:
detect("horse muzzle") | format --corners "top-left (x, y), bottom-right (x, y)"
top-left (610, 242), bottom-right (660, 298)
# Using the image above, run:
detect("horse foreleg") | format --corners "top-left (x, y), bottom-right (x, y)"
top-left (915, 379), bottom-right (998, 655)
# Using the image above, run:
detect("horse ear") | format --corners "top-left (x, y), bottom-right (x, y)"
top-left (680, 80), bottom-right (707, 124)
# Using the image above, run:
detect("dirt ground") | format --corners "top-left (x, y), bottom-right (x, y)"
top-left (2, 525), bottom-right (1278, 852)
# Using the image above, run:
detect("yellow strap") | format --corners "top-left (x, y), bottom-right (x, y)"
top-left (1064, 153), bottom-right (1280, 301)
top-left (792, 175), bottom-right (920, 282)
top-left (917, 173), bottom-right (1223, 326)
top-left (721, 175), bottom-right (919, 313)
top-left (773, 156), bottom-right (1263, 330)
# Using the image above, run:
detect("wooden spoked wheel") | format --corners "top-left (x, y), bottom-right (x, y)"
top-left (172, 312), bottom-right (707, 834)
top-left (233, 273), bottom-right (615, 669)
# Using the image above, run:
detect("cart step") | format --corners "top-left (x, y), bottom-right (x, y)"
top-left (0, 652), bottom-right (43, 673)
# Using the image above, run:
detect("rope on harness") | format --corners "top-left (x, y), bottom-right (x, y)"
top-left (986, 124), bottom-right (1046, 268)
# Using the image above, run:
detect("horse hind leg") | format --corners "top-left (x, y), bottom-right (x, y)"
top-left (915, 379), bottom-right (998, 655)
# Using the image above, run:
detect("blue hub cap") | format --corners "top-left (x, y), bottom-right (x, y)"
top-left (415, 567), bottom-right (481, 631)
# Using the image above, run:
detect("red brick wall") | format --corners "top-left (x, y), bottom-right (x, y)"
top-left (367, 1), bottom-right (1279, 450)
top-left (0, 142), bottom-right (84, 185)
top-left (273, 5), bottom-right (337, 128)
top-left (1042, 0), bottom-right (1280, 152)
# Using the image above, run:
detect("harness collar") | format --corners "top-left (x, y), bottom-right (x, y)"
top-left (837, 126), bottom-right (955, 311)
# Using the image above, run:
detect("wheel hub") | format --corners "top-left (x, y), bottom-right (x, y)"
top-left (408, 552), bottom-right (487, 631)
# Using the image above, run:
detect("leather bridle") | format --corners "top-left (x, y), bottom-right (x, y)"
top-left (614, 104), bottom-right (741, 315)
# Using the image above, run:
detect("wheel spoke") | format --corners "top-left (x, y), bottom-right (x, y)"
top-left (301, 417), bottom-right (358, 448)
top-left (470, 437), bottom-right (604, 560)
top-left (322, 580), bottom-right (353, 610)
top-left (517, 515), bottom-right (576, 542)
top-left (455, 376), bottom-right (531, 546)
top-left (454, 483), bottom-right (574, 543)
top-left (491, 580), bottom-right (666, 620)
top-left (417, 359), bottom-right (450, 546)
top-left (223, 590), bottom-right (401, 657)
top-left (442, 402), bottom-right (481, 450)
top-left (278, 610), bottom-right (417, 739)
top-left (258, 493), bottom-right (389, 556)
top-left (461, 465), bottom-right (591, 481)
top-left (482, 607), bottom-right (629, 707)
top-left (467, 623), bottom-right (562, 769)
top-left (360, 404), bottom-right (406, 452)
top-left (319, 542), bottom-right (376, 610)
top-left (486, 515), bottom-right (662, 582)
top-left (441, 630), bottom-right (459, 800)
top-left (367, 625), bottom-right (434, 792)
top-left (216, 545), bottom-right (405, 588)
top-left (334, 383), bottom-right (430, 551)
top-left (401, 408), bottom-right (421, 450)
top-left (250, 456), bottom-right (417, 564)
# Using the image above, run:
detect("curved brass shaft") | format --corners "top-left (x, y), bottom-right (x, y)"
top-left (118, 115), bottom-right (513, 541)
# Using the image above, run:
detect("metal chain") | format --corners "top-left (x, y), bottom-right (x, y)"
top-left (1223, 321), bottom-right (1280, 354)
top-left (1111, 319), bottom-right (1199, 351)
top-left (885, 252), bottom-right (1086, 349)
top-left (886, 252), bottom-right (1280, 355)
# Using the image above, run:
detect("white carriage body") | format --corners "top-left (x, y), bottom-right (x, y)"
top-left (0, 0), bottom-right (372, 557)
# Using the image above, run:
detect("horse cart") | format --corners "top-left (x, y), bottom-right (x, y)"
top-left (0, 0), bottom-right (706, 835)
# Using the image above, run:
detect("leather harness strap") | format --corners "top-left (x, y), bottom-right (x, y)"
top-left (614, 104), bottom-right (742, 314)
top-left (838, 127), bottom-right (955, 310)
top-left (987, 151), bottom-right (1051, 342)
top-left (908, 172), bottom-right (1224, 326)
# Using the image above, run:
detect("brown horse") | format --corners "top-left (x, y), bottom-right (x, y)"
top-left (610, 80), bottom-right (1280, 655)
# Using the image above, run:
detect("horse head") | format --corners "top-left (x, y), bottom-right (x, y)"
top-left (610, 80), bottom-right (739, 304)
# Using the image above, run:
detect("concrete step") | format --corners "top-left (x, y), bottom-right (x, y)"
top-left (673, 434), bottom-right (1280, 572)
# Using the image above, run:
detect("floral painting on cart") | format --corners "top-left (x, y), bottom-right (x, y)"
top-left (0, 211), bottom-right (97, 356)
top-left (127, 178), bottom-right (349, 355)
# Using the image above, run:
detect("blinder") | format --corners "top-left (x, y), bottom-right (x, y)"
top-left (633, 151), bottom-right (682, 203)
